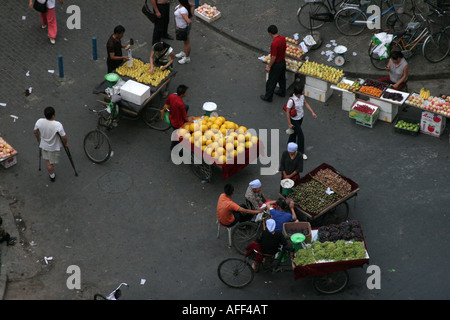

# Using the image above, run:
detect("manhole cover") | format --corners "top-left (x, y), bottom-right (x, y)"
top-left (98, 171), bottom-right (132, 194)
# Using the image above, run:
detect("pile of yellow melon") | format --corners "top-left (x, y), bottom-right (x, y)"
top-left (176, 116), bottom-right (258, 164)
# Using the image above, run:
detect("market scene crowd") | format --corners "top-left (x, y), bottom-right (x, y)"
top-left (0, 0), bottom-right (448, 300)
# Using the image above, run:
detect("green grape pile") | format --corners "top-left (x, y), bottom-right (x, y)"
top-left (293, 241), bottom-right (367, 266)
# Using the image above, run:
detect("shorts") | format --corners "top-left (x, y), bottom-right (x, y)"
top-left (42, 149), bottom-right (61, 164)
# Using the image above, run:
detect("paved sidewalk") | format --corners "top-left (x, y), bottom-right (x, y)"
top-left (198, 0), bottom-right (450, 79)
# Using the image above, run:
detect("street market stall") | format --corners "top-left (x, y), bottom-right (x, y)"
top-left (281, 163), bottom-right (360, 226)
top-left (84, 59), bottom-right (174, 163)
top-left (176, 115), bottom-right (263, 181)
top-left (218, 219), bottom-right (370, 294)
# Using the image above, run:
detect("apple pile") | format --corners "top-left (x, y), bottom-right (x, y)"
top-left (286, 37), bottom-right (300, 45)
top-left (424, 97), bottom-right (450, 117)
top-left (195, 3), bottom-right (219, 18)
top-left (395, 119), bottom-right (419, 132)
top-left (286, 43), bottom-right (304, 59)
top-left (406, 94), bottom-right (450, 117)
top-left (0, 138), bottom-right (17, 160)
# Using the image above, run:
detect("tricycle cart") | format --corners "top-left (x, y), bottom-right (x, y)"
top-left (217, 227), bottom-right (370, 294)
top-left (280, 163), bottom-right (360, 227)
top-left (84, 67), bottom-right (175, 163)
top-left (175, 118), bottom-right (264, 182)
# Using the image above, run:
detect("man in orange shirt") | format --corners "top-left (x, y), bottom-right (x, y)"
top-left (217, 184), bottom-right (264, 228)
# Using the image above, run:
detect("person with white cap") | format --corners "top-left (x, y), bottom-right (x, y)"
top-left (244, 179), bottom-right (275, 210)
top-left (285, 85), bottom-right (317, 160)
top-left (279, 142), bottom-right (303, 187)
top-left (255, 218), bottom-right (288, 271)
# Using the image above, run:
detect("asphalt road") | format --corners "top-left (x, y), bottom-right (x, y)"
top-left (0, 1), bottom-right (449, 302)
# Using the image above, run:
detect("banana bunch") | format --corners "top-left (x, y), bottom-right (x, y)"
top-left (116, 58), bottom-right (170, 86)
top-left (419, 88), bottom-right (430, 99)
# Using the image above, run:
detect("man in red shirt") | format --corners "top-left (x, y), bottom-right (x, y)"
top-left (260, 25), bottom-right (286, 102)
top-left (164, 84), bottom-right (194, 150)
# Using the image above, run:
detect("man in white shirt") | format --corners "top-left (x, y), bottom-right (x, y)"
top-left (34, 107), bottom-right (68, 182)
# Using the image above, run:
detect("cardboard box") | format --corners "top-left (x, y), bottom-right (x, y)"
top-left (378, 108), bottom-right (398, 123)
top-left (349, 99), bottom-right (380, 128)
top-left (305, 76), bottom-right (330, 92)
top-left (119, 80), bottom-right (150, 105)
top-left (194, 8), bottom-right (221, 23)
top-left (0, 155), bottom-right (17, 168)
top-left (283, 222), bottom-right (312, 243)
top-left (341, 91), bottom-right (356, 111)
top-left (304, 84), bottom-right (333, 102)
top-left (420, 111), bottom-right (446, 137)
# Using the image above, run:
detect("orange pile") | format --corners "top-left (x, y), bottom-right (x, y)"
top-left (359, 86), bottom-right (383, 97)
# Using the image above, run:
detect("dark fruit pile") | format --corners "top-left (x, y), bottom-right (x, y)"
top-left (362, 79), bottom-right (387, 90)
top-left (382, 91), bottom-right (403, 101)
top-left (318, 220), bottom-right (363, 242)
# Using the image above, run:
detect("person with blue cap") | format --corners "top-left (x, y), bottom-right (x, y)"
top-left (279, 142), bottom-right (303, 188)
top-left (244, 179), bottom-right (275, 210)
top-left (254, 218), bottom-right (288, 271)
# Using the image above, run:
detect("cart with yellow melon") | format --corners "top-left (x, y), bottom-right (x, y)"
top-left (176, 115), bottom-right (262, 182)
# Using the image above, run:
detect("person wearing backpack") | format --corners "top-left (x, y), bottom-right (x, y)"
top-left (284, 85), bottom-right (317, 160)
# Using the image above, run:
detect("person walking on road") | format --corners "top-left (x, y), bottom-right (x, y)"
top-left (28, 0), bottom-right (64, 45)
top-left (174, 0), bottom-right (195, 64)
top-left (164, 85), bottom-right (195, 151)
top-left (106, 25), bottom-right (130, 73)
top-left (34, 106), bottom-right (68, 182)
top-left (150, 0), bottom-right (173, 44)
top-left (285, 85), bottom-right (317, 160)
top-left (260, 25), bottom-right (286, 102)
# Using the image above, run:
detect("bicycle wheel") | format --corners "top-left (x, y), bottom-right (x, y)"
top-left (297, 2), bottom-right (330, 30)
top-left (142, 106), bottom-right (171, 131)
top-left (83, 129), bottom-right (112, 163)
top-left (93, 293), bottom-right (107, 300)
top-left (368, 40), bottom-right (393, 70)
top-left (232, 221), bottom-right (259, 255)
top-left (312, 270), bottom-right (349, 294)
top-left (385, 12), bottom-right (413, 32)
top-left (335, 7), bottom-right (367, 36)
top-left (217, 258), bottom-right (254, 288)
top-left (423, 31), bottom-right (450, 62)
top-left (190, 152), bottom-right (213, 182)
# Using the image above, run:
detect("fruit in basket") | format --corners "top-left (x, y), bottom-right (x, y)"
top-left (195, 3), bottom-right (219, 18)
top-left (395, 119), bottom-right (419, 132)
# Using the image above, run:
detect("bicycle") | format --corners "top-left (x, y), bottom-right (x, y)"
top-left (217, 247), bottom-right (350, 294)
top-left (334, 0), bottom-right (414, 36)
top-left (93, 283), bottom-right (129, 300)
top-left (83, 106), bottom-right (113, 164)
top-left (230, 208), bottom-right (272, 255)
top-left (217, 247), bottom-right (291, 288)
top-left (297, 0), bottom-right (359, 30)
top-left (368, 0), bottom-right (450, 68)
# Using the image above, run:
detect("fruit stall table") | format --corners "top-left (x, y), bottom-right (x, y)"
top-left (404, 92), bottom-right (449, 138)
top-left (292, 226), bottom-right (370, 293)
top-left (177, 116), bottom-right (263, 181)
top-left (296, 60), bottom-right (344, 103)
top-left (0, 137), bottom-right (18, 169)
top-left (280, 163), bottom-right (359, 227)
top-left (332, 78), bottom-right (410, 123)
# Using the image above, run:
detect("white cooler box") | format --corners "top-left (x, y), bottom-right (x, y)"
top-left (119, 80), bottom-right (151, 105)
